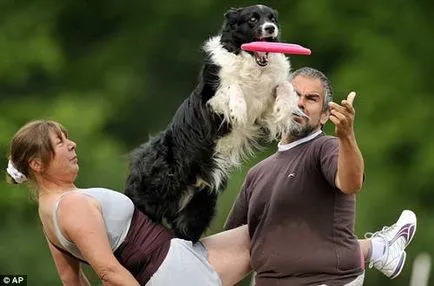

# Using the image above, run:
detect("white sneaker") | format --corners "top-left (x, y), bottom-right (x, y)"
top-left (365, 210), bottom-right (417, 279)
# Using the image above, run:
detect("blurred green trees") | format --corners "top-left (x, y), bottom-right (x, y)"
top-left (1, 0), bottom-right (433, 285)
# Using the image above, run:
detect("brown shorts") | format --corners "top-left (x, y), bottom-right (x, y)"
top-left (114, 208), bottom-right (174, 285)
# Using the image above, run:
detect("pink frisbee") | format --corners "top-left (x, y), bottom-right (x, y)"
top-left (241, 41), bottom-right (311, 55)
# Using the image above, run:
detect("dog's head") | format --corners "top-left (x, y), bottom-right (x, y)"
top-left (220, 5), bottom-right (279, 65)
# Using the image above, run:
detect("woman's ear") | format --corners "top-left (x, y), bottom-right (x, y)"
top-left (29, 159), bottom-right (43, 173)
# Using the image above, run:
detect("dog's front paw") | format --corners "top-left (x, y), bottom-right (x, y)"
top-left (207, 88), bottom-right (230, 116)
top-left (273, 81), bottom-right (298, 122)
top-left (228, 84), bottom-right (248, 125)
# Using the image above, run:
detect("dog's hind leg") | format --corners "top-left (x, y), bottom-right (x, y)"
top-left (170, 189), bottom-right (218, 242)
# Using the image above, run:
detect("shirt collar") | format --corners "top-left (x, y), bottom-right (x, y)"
top-left (278, 130), bottom-right (323, 152)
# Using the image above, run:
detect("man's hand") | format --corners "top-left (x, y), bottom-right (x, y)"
top-left (328, 91), bottom-right (356, 139)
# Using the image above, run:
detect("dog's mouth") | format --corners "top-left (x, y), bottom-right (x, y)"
top-left (253, 36), bottom-right (277, 67)
top-left (259, 36), bottom-right (278, 42)
top-left (254, 52), bottom-right (268, 66)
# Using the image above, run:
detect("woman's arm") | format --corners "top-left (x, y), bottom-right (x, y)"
top-left (46, 237), bottom-right (90, 286)
top-left (57, 193), bottom-right (139, 286)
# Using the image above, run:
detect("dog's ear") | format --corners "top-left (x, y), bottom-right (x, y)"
top-left (273, 9), bottom-right (279, 22)
top-left (224, 7), bottom-right (242, 25)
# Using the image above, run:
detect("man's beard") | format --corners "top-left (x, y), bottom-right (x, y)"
top-left (287, 121), bottom-right (315, 141)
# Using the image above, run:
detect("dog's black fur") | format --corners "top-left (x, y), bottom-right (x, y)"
top-left (220, 5), bottom-right (279, 53)
top-left (125, 5), bottom-right (280, 242)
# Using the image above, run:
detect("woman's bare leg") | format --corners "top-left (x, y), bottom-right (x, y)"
top-left (201, 225), bottom-right (251, 286)
top-left (358, 239), bottom-right (371, 262)
top-left (202, 230), bottom-right (370, 285)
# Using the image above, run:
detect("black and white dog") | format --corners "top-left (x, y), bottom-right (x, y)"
top-left (125, 5), bottom-right (302, 242)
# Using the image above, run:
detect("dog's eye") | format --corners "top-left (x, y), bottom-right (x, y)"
top-left (269, 15), bottom-right (276, 22)
top-left (248, 16), bottom-right (258, 23)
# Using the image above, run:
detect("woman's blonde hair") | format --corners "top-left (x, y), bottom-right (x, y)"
top-left (7, 120), bottom-right (68, 184)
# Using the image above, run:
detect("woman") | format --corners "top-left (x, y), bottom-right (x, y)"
top-left (6, 120), bottom-right (251, 285)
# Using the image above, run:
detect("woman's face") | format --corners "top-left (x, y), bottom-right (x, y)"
top-left (43, 130), bottom-right (79, 183)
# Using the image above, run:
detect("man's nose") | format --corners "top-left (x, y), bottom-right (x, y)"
top-left (297, 96), bottom-right (305, 109)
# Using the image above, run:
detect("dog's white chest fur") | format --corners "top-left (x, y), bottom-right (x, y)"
top-left (203, 36), bottom-right (296, 189)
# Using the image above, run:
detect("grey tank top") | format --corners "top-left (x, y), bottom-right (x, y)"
top-left (52, 187), bottom-right (134, 261)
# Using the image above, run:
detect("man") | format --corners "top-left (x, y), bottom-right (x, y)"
top-left (225, 67), bottom-right (416, 285)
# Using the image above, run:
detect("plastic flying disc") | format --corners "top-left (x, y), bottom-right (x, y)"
top-left (241, 42), bottom-right (311, 55)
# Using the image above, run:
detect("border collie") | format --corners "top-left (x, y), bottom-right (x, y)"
top-left (125, 4), bottom-right (303, 242)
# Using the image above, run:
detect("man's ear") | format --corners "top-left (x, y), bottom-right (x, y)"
top-left (224, 7), bottom-right (242, 25)
top-left (29, 158), bottom-right (43, 173)
top-left (320, 109), bottom-right (330, 126)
